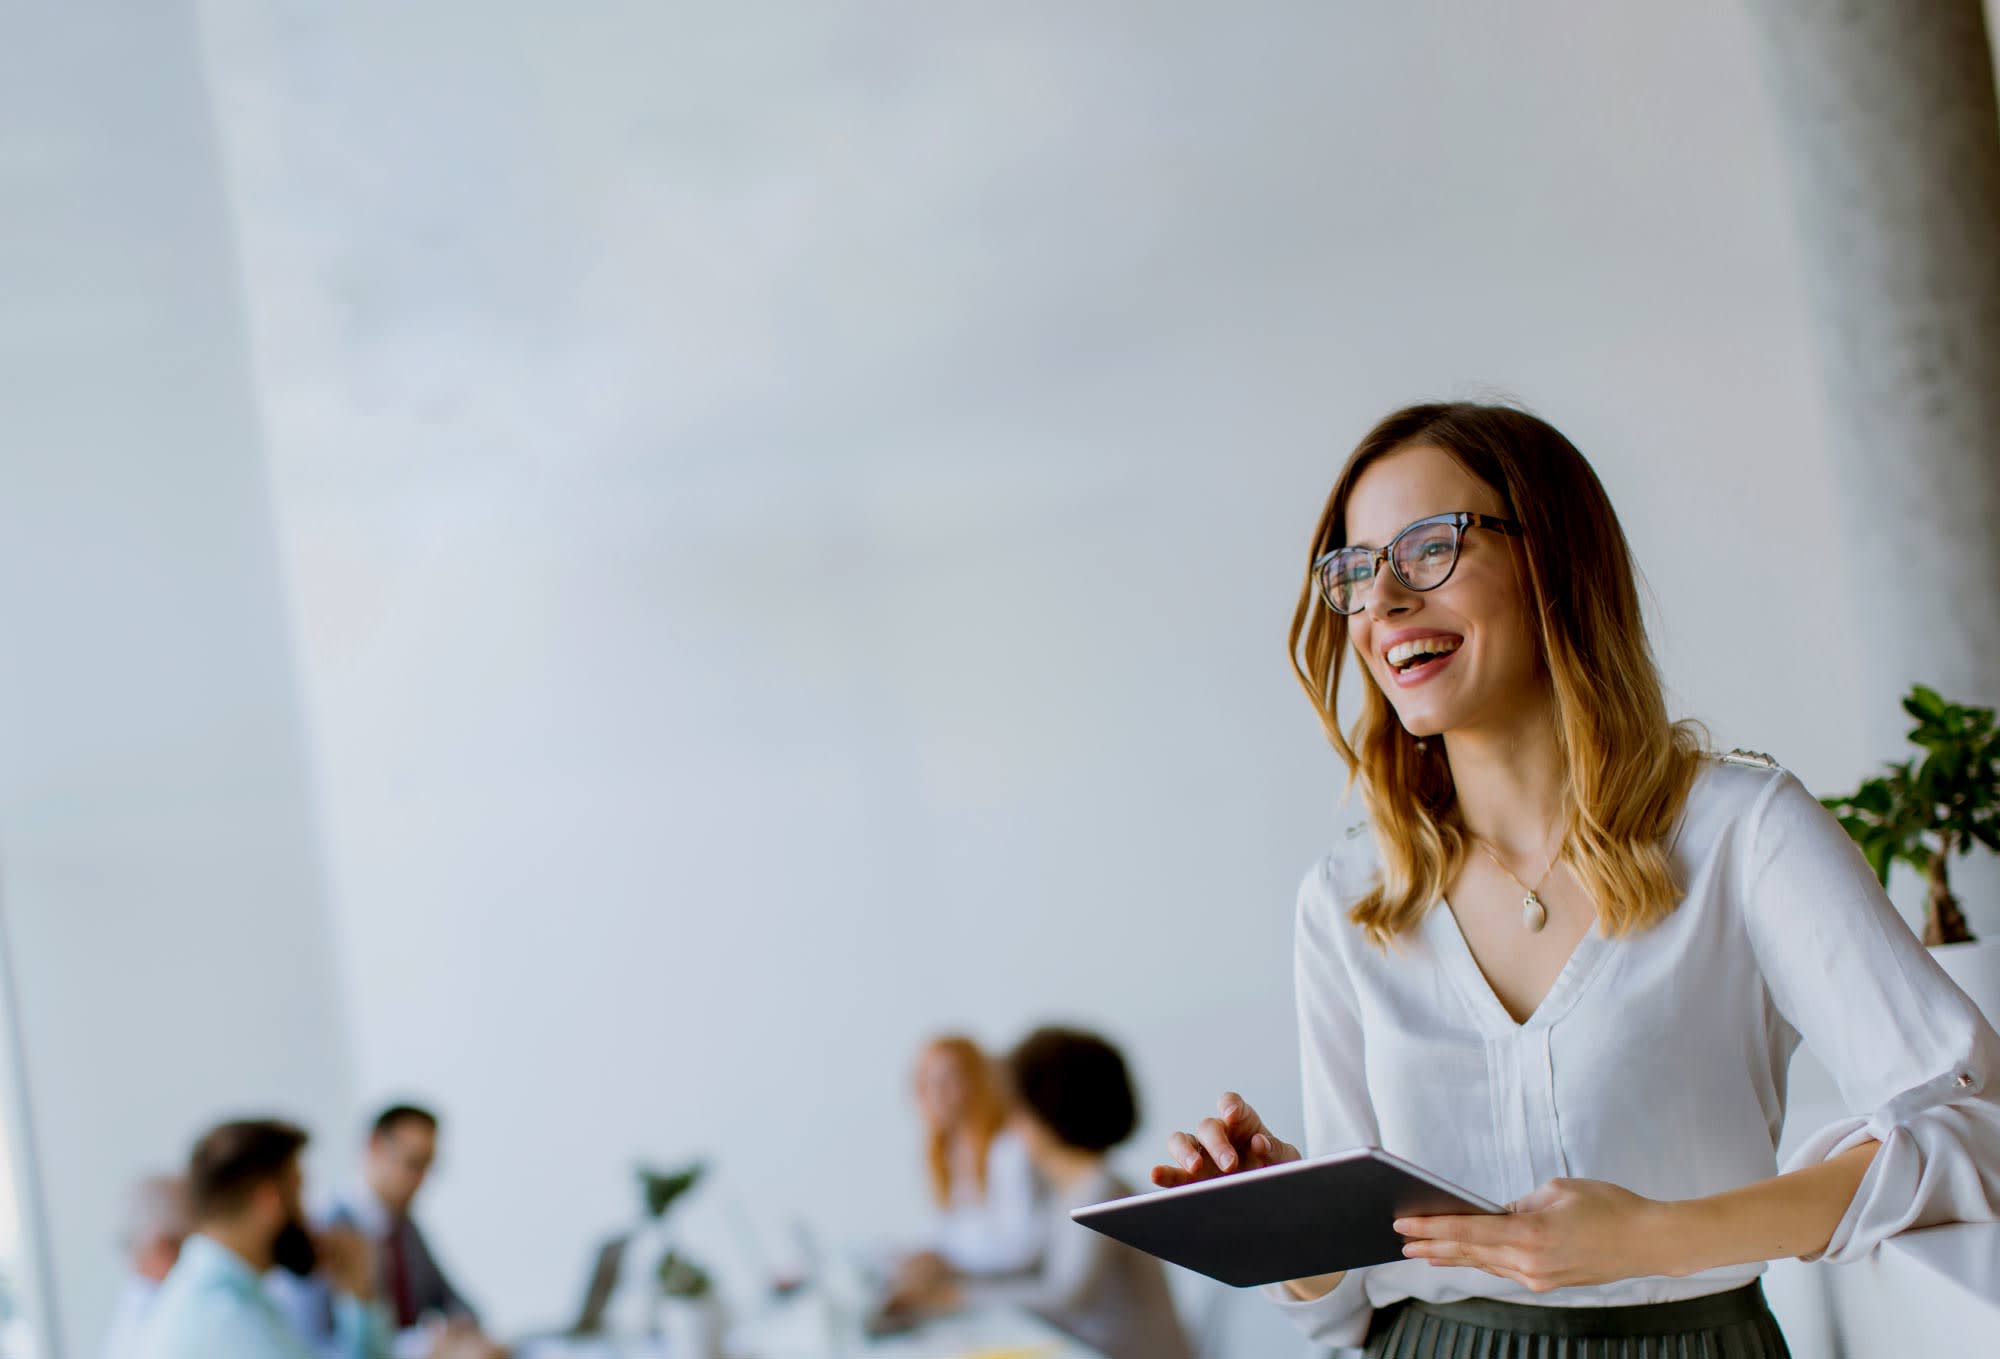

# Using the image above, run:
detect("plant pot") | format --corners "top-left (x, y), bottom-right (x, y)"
top-left (1930, 937), bottom-right (2000, 1025)
top-left (657, 1295), bottom-right (724, 1359)
top-left (604, 1221), bottom-right (667, 1337)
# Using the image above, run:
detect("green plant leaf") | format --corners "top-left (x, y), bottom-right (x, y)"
top-left (656, 1249), bottom-right (713, 1299)
top-left (1825, 687), bottom-right (2000, 881)
top-left (638, 1162), bottom-right (706, 1220)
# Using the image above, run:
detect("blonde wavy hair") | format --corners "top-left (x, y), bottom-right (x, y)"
top-left (1287, 402), bottom-right (1705, 949)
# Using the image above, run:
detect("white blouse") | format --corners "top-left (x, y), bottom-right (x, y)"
top-left (932, 1128), bottom-right (1046, 1275)
top-left (1268, 756), bottom-right (2000, 1346)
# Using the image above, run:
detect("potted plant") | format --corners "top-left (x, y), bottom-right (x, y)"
top-left (656, 1249), bottom-right (723, 1358)
top-left (640, 1163), bottom-right (704, 1222)
top-left (1821, 684), bottom-right (2000, 1016)
top-left (606, 1162), bottom-right (719, 1345)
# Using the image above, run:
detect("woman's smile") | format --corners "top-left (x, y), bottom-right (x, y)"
top-left (1379, 629), bottom-right (1466, 689)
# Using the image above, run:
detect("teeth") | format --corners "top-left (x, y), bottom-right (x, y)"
top-left (1387, 636), bottom-right (1463, 669)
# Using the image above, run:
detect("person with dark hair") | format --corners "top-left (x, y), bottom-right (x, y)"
top-left (138, 1119), bottom-right (387, 1359)
top-left (892, 1028), bottom-right (1194, 1359)
top-left (273, 1103), bottom-right (502, 1359)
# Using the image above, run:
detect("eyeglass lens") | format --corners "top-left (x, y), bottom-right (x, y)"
top-left (1322, 519), bottom-right (1461, 613)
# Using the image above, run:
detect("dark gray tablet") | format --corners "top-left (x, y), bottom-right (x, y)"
top-left (1071, 1148), bottom-right (1505, 1288)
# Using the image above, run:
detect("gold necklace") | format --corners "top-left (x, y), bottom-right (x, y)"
top-left (1473, 835), bottom-right (1562, 933)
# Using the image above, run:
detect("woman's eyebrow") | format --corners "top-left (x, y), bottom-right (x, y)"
top-left (1340, 521), bottom-right (1404, 549)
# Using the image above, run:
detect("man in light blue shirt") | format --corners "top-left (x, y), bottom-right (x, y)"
top-left (140, 1118), bottom-right (389, 1359)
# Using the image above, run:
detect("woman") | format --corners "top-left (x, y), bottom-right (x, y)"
top-left (894, 1035), bottom-right (1043, 1295)
top-left (912, 1027), bottom-right (1195, 1359)
top-left (1153, 403), bottom-right (2000, 1356)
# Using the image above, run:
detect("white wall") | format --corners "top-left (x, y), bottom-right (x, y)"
top-left (193, 0), bottom-right (1946, 1343)
top-left (0, 3), bottom-right (355, 1352)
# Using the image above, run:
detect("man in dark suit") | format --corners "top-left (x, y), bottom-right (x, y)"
top-left (273, 1104), bottom-right (504, 1359)
top-left (342, 1106), bottom-right (469, 1328)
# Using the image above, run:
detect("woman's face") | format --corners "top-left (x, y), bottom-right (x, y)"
top-left (913, 1049), bottom-right (973, 1133)
top-left (1341, 444), bottom-right (1542, 739)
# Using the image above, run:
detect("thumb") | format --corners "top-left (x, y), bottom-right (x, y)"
top-left (1508, 1181), bottom-right (1564, 1214)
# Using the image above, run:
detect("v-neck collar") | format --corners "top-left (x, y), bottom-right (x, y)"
top-left (1424, 897), bottom-right (1612, 1035)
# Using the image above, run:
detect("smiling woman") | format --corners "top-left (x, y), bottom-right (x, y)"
top-left (1148, 402), bottom-right (2000, 1358)
top-left (1293, 405), bottom-right (1707, 949)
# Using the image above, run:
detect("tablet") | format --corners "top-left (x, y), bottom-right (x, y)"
top-left (1070, 1148), bottom-right (1505, 1288)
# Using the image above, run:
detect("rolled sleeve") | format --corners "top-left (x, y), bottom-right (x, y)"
top-left (1261, 1268), bottom-right (1375, 1348)
top-left (1742, 772), bottom-right (2000, 1262)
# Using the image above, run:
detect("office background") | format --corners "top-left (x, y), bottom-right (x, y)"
top-left (3, 1), bottom-right (1997, 1355)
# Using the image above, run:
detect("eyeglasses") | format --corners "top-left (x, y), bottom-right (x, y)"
top-left (1313, 511), bottom-right (1523, 615)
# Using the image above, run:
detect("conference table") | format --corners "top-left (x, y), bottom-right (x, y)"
top-left (752, 1305), bottom-right (1106, 1359)
top-left (517, 1297), bottom-right (1106, 1359)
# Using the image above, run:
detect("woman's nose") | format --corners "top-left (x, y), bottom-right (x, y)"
top-left (1364, 564), bottom-right (1419, 618)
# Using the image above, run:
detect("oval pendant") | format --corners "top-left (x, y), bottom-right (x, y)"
top-left (1522, 893), bottom-right (1548, 932)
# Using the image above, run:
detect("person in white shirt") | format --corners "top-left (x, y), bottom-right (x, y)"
top-left (99, 1174), bottom-right (191, 1359)
top-left (888, 1035), bottom-right (1045, 1303)
top-left (1153, 401), bottom-right (2000, 1357)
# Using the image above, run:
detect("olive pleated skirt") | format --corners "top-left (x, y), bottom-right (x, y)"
top-left (1362, 1282), bottom-right (1790, 1358)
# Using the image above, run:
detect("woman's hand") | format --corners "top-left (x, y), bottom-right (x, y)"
top-left (883, 1251), bottom-right (954, 1312)
top-left (1153, 1093), bottom-right (1348, 1303)
top-left (1151, 1092), bottom-right (1301, 1188)
top-left (1394, 1177), bottom-right (1672, 1292)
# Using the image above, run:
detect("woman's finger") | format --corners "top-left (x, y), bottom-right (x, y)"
top-left (1249, 1131), bottom-right (1300, 1166)
top-left (1166, 1129), bottom-right (1220, 1177)
top-left (1194, 1117), bottom-right (1240, 1173)
top-left (1155, 1129), bottom-right (1223, 1186)
top-left (1403, 1239), bottom-right (1539, 1289)
top-left (1218, 1091), bottom-right (1262, 1136)
top-left (1402, 1239), bottom-right (1495, 1271)
top-left (1394, 1213), bottom-right (1516, 1247)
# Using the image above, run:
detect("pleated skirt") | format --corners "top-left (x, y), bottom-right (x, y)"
top-left (1362, 1282), bottom-right (1790, 1358)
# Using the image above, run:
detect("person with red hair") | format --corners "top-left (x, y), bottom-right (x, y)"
top-left (889, 1035), bottom-right (1044, 1301)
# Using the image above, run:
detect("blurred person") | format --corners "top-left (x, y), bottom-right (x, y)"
top-left (890, 1035), bottom-right (1043, 1301)
top-left (139, 1118), bottom-right (387, 1359)
top-left (100, 1174), bottom-right (191, 1359)
top-left (895, 1027), bottom-right (1195, 1359)
top-left (1150, 402), bottom-right (2000, 1356)
top-left (274, 1104), bottom-right (503, 1359)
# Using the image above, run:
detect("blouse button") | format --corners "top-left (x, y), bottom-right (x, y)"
top-left (1957, 1073), bottom-right (1976, 1089)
